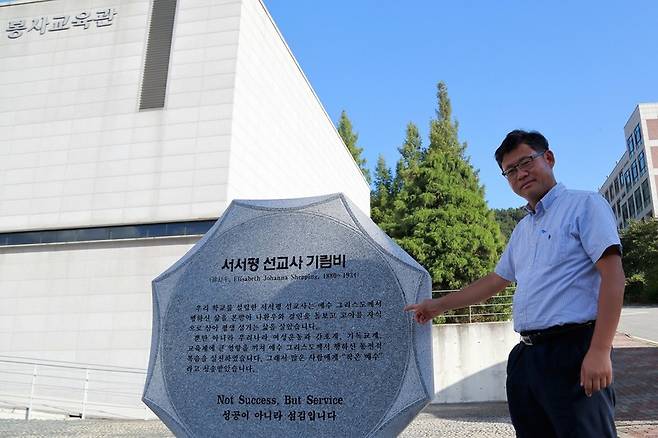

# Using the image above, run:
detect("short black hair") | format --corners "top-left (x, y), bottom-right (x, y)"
top-left (495, 130), bottom-right (549, 169)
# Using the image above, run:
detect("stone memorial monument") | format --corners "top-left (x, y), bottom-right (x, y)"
top-left (143, 193), bottom-right (433, 437)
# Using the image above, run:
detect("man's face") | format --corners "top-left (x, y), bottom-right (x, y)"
top-left (500, 143), bottom-right (557, 207)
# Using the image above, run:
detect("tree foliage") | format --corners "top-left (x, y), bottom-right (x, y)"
top-left (337, 110), bottom-right (371, 184)
top-left (390, 122), bottom-right (424, 238)
top-left (620, 218), bottom-right (658, 303)
top-left (370, 154), bottom-right (394, 230)
top-left (378, 82), bottom-right (504, 289)
top-left (493, 207), bottom-right (527, 242)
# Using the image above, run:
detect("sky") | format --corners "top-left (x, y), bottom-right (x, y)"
top-left (265, 0), bottom-right (658, 209)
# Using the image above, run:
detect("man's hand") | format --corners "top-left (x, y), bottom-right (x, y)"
top-left (580, 346), bottom-right (613, 397)
top-left (404, 299), bottom-right (444, 324)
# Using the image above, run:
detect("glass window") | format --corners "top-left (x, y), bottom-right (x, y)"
top-left (628, 196), bottom-right (636, 218)
top-left (622, 202), bottom-right (629, 221)
top-left (56, 229), bottom-right (77, 241)
top-left (143, 223), bottom-right (167, 237)
top-left (7, 232), bottom-right (42, 245)
top-left (627, 136), bottom-right (635, 154)
top-left (634, 124), bottom-right (642, 144)
top-left (634, 188), bottom-right (643, 212)
top-left (631, 161), bottom-right (639, 183)
top-left (638, 151), bottom-right (646, 174)
top-left (613, 179), bottom-right (620, 195)
top-left (0, 220), bottom-right (216, 247)
top-left (642, 179), bottom-right (651, 204)
top-left (110, 226), bottom-right (145, 239)
top-left (616, 200), bottom-right (621, 220)
top-left (77, 228), bottom-right (110, 241)
top-left (40, 231), bottom-right (59, 244)
top-left (165, 222), bottom-right (187, 235)
top-left (186, 221), bottom-right (215, 235)
top-left (624, 170), bottom-right (631, 190)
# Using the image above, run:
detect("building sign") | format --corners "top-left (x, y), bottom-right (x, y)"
top-left (6, 9), bottom-right (117, 39)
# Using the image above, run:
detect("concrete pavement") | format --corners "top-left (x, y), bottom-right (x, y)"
top-left (618, 306), bottom-right (658, 344)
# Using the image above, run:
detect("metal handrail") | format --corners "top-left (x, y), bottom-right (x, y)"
top-left (431, 287), bottom-right (515, 324)
top-left (0, 357), bottom-right (149, 420)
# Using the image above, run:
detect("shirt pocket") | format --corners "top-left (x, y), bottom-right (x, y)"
top-left (534, 228), bottom-right (568, 267)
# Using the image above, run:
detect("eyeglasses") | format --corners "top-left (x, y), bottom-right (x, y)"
top-left (501, 151), bottom-right (546, 179)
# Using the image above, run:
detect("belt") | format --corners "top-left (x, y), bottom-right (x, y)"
top-left (519, 321), bottom-right (594, 346)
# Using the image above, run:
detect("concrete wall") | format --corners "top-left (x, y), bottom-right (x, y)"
top-left (228, 0), bottom-right (370, 211)
top-left (0, 0), bottom-right (236, 231)
top-left (0, 237), bottom-right (198, 367)
top-left (431, 322), bottom-right (518, 403)
top-left (0, 0), bottom-right (369, 233)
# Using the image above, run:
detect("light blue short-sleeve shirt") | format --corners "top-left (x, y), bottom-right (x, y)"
top-left (495, 183), bottom-right (621, 332)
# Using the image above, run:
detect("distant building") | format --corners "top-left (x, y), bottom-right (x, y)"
top-left (599, 103), bottom-right (658, 229)
top-left (0, 0), bottom-right (368, 418)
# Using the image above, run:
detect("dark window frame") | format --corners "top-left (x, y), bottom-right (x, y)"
top-left (634, 124), bottom-right (642, 144)
top-left (0, 220), bottom-right (215, 247)
top-left (638, 150), bottom-right (647, 174)
top-left (642, 179), bottom-right (651, 204)
top-left (634, 187), bottom-right (643, 212)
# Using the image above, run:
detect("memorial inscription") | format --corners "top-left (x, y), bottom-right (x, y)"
top-left (143, 194), bottom-right (433, 437)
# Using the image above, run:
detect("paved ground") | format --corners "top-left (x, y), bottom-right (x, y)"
top-left (0, 333), bottom-right (655, 437)
top-left (618, 306), bottom-right (658, 344)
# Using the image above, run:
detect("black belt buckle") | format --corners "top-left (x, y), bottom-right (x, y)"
top-left (520, 335), bottom-right (534, 346)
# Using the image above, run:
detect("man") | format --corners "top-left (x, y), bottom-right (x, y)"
top-left (404, 130), bottom-right (624, 438)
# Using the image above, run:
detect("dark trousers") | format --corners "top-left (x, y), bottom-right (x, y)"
top-left (506, 326), bottom-right (616, 438)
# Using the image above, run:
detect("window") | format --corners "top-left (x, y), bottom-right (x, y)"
top-left (605, 188), bottom-right (611, 203)
top-left (624, 170), bottom-right (632, 188)
top-left (624, 170), bottom-right (631, 191)
top-left (642, 179), bottom-right (651, 205)
top-left (634, 123), bottom-right (642, 144)
top-left (622, 202), bottom-right (629, 222)
top-left (616, 200), bottom-right (621, 220)
top-left (631, 161), bottom-right (639, 183)
top-left (613, 179), bottom-right (620, 195)
top-left (628, 196), bottom-right (636, 218)
top-left (0, 220), bottom-right (215, 247)
top-left (634, 188), bottom-right (643, 212)
top-left (627, 136), bottom-right (635, 155)
top-left (638, 151), bottom-right (647, 174)
top-left (620, 172), bottom-right (626, 190)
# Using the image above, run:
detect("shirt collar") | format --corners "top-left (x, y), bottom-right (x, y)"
top-left (523, 183), bottom-right (565, 215)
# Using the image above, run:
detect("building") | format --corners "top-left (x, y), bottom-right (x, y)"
top-left (0, 0), bottom-right (369, 418)
top-left (599, 103), bottom-right (658, 229)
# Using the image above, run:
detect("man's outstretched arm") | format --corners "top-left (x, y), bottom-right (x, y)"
top-left (404, 272), bottom-right (511, 324)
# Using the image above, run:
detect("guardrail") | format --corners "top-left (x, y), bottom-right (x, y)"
top-left (0, 356), bottom-right (150, 420)
top-left (431, 288), bottom-right (514, 324)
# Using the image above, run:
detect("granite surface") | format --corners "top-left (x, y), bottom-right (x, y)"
top-left (143, 193), bottom-right (433, 437)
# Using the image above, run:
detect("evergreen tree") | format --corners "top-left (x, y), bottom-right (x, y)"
top-left (370, 154), bottom-right (394, 231)
top-left (493, 207), bottom-right (527, 242)
top-left (337, 110), bottom-right (371, 183)
top-left (390, 122), bottom-right (423, 238)
top-left (395, 82), bottom-right (504, 289)
top-left (393, 122), bottom-right (423, 196)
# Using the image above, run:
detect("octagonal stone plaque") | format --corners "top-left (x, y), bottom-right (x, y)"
top-left (143, 193), bottom-right (433, 437)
